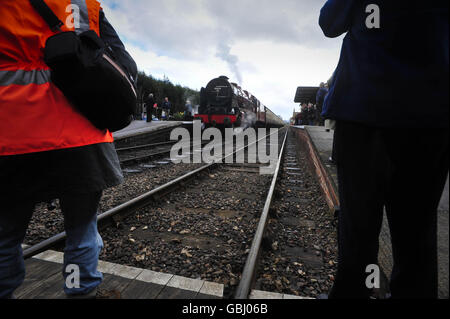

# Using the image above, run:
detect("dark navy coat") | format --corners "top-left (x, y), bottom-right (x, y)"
top-left (316, 87), bottom-right (329, 106)
top-left (320, 0), bottom-right (449, 128)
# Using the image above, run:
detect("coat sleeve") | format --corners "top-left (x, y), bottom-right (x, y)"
top-left (99, 10), bottom-right (138, 85)
top-left (319, 0), bottom-right (357, 38)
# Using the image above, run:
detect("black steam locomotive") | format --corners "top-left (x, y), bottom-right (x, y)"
top-left (195, 76), bottom-right (285, 128)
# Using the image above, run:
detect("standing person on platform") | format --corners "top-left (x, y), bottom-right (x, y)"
top-left (316, 82), bottom-right (328, 126)
top-left (300, 104), bottom-right (308, 125)
top-left (162, 97), bottom-right (172, 121)
top-left (0, 0), bottom-right (137, 299)
top-left (307, 103), bottom-right (316, 126)
top-left (295, 112), bottom-right (303, 126)
top-left (184, 100), bottom-right (193, 120)
top-left (319, 0), bottom-right (449, 299)
top-left (145, 93), bottom-right (155, 123)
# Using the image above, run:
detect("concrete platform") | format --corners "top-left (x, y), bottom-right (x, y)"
top-left (113, 120), bottom-right (190, 141)
top-left (15, 250), bottom-right (223, 299)
top-left (294, 125), bottom-right (449, 299)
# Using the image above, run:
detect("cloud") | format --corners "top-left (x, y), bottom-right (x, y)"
top-left (100, 0), bottom-right (344, 120)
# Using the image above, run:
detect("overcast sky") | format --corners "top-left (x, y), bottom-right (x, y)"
top-left (101, 0), bottom-right (345, 121)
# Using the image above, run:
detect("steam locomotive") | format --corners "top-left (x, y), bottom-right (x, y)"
top-left (195, 76), bottom-right (285, 128)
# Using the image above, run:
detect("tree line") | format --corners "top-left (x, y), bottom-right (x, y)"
top-left (135, 71), bottom-right (200, 117)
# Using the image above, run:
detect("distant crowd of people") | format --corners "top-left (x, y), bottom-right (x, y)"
top-left (143, 94), bottom-right (195, 122)
top-left (143, 94), bottom-right (172, 122)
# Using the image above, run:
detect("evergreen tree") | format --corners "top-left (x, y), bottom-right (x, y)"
top-left (136, 72), bottom-right (200, 117)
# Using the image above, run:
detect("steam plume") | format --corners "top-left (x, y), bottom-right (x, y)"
top-left (216, 43), bottom-right (243, 85)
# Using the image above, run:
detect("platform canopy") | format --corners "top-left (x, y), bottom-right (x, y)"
top-left (294, 87), bottom-right (319, 104)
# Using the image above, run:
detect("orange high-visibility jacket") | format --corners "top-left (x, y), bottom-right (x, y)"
top-left (0, 0), bottom-right (114, 156)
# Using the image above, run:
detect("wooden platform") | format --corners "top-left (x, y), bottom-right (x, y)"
top-left (15, 250), bottom-right (223, 299)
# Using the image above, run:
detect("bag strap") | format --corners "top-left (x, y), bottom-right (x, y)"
top-left (29, 0), bottom-right (64, 32)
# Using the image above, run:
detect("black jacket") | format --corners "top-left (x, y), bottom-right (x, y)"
top-left (99, 10), bottom-right (138, 86)
top-left (145, 96), bottom-right (155, 108)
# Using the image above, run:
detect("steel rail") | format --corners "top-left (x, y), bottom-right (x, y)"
top-left (22, 164), bottom-right (215, 259)
top-left (119, 148), bottom-right (176, 165)
top-left (234, 128), bottom-right (289, 299)
top-left (116, 141), bottom-right (178, 152)
top-left (23, 128), bottom-right (285, 260)
top-left (119, 141), bottom-right (212, 165)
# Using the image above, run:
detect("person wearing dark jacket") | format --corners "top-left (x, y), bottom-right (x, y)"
top-left (300, 104), bottom-right (308, 125)
top-left (161, 97), bottom-right (172, 120)
top-left (316, 83), bottom-right (328, 126)
top-left (0, 1), bottom-right (137, 299)
top-left (320, 0), bottom-right (448, 299)
top-left (145, 94), bottom-right (155, 122)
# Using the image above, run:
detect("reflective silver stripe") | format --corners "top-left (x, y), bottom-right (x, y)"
top-left (71, 0), bottom-right (90, 34)
top-left (0, 69), bottom-right (51, 86)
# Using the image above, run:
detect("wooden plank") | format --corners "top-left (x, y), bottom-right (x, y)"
top-left (19, 272), bottom-right (61, 299)
top-left (121, 280), bottom-right (165, 299)
top-left (156, 286), bottom-right (198, 299)
top-left (33, 275), bottom-right (66, 299)
top-left (43, 287), bottom-right (67, 299)
top-left (98, 274), bottom-right (133, 299)
top-left (16, 259), bottom-right (61, 299)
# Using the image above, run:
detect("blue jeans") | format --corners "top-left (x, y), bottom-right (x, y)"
top-left (0, 192), bottom-right (104, 299)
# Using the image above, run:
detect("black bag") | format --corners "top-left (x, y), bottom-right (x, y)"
top-left (29, 0), bottom-right (136, 132)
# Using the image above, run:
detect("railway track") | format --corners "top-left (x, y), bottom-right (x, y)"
top-left (118, 141), bottom-right (179, 166)
top-left (24, 128), bottom-right (270, 246)
top-left (23, 128), bottom-right (286, 258)
top-left (23, 127), bottom-right (336, 299)
top-left (236, 129), bottom-right (337, 299)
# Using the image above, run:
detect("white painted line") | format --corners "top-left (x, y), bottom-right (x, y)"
top-left (199, 281), bottom-right (224, 297)
top-left (107, 263), bottom-right (144, 280)
top-left (34, 250), bottom-right (64, 264)
top-left (250, 290), bottom-right (284, 299)
top-left (283, 294), bottom-right (314, 300)
top-left (136, 269), bottom-right (174, 286)
top-left (166, 275), bottom-right (204, 293)
top-left (97, 260), bottom-right (118, 273)
top-left (27, 249), bottom-right (223, 297)
top-left (250, 289), bottom-right (313, 300)
top-left (33, 250), bottom-right (58, 261)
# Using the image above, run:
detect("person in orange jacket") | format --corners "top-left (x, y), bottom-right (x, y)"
top-left (0, 0), bottom-right (137, 299)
